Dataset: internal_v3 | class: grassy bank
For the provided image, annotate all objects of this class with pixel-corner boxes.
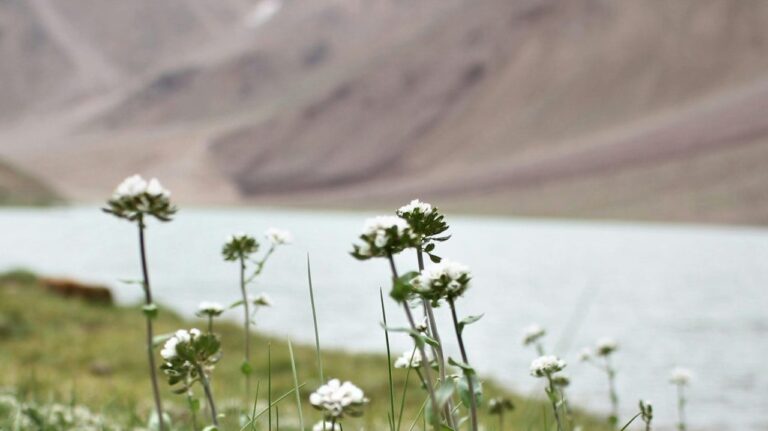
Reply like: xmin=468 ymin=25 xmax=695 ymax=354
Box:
xmin=0 ymin=271 xmax=613 ymax=430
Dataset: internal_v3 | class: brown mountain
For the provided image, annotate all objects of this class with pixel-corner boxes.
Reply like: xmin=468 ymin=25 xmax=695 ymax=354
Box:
xmin=1 ymin=0 xmax=768 ymax=223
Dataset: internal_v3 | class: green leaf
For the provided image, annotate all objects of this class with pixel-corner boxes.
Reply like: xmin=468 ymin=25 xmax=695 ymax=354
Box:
xmin=390 ymin=271 xmax=418 ymax=303
xmin=228 ymin=299 xmax=245 ymax=309
xmin=457 ymin=314 xmax=484 ymax=334
xmin=448 ymin=357 xmax=475 ymax=375
xmin=142 ymin=304 xmax=159 ymax=319
xmin=428 ymin=253 xmax=442 ymax=263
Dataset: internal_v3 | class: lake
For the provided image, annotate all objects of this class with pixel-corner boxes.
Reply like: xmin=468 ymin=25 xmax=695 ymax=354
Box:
xmin=1 ymin=206 xmax=765 ymax=430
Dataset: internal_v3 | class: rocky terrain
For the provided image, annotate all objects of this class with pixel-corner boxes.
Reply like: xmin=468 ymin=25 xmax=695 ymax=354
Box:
xmin=2 ymin=0 xmax=768 ymax=223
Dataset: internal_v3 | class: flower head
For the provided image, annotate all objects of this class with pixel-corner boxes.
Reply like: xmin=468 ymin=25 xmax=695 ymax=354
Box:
xmin=196 ymin=301 xmax=224 ymax=318
xmin=396 ymin=199 xmax=449 ymax=239
xmin=595 ymin=337 xmax=619 ymax=356
xmin=488 ymin=397 xmax=515 ymax=415
xmin=104 ymin=174 xmax=176 ymax=222
xmin=669 ymin=367 xmax=693 ymax=386
xmin=413 ymin=260 xmax=471 ymax=301
xmin=639 ymin=399 xmax=653 ymax=423
xmin=351 ymin=216 xmax=419 ymax=260
xmin=160 ymin=328 xmax=221 ymax=389
xmin=394 ymin=349 xmax=429 ymax=369
xmin=530 ymin=355 xmax=567 ymax=378
xmin=265 ymin=227 xmax=293 ymax=246
xmin=522 ymin=324 xmax=546 ymax=346
xmin=309 ymin=379 xmax=368 ymax=419
xmin=578 ymin=347 xmax=593 ymax=362
xmin=222 ymin=232 xmax=259 ymax=261
xmin=251 ymin=293 xmax=272 ymax=307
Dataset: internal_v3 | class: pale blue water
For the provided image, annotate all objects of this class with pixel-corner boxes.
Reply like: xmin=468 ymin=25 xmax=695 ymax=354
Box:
xmin=1 ymin=206 xmax=766 ymax=430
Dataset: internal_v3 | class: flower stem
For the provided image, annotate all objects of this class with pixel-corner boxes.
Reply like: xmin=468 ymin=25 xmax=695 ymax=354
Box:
xmin=546 ymin=374 xmax=564 ymax=431
xmin=416 ymin=247 xmax=456 ymax=429
xmin=196 ymin=364 xmax=219 ymax=426
xmin=137 ymin=219 xmax=165 ymax=431
xmin=448 ymin=297 xmax=479 ymax=431
xmin=605 ymin=356 xmax=620 ymax=427
xmin=386 ymin=253 xmax=441 ymax=430
xmin=676 ymin=384 xmax=686 ymax=431
xmin=239 ymin=256 xmax=252 ymax=401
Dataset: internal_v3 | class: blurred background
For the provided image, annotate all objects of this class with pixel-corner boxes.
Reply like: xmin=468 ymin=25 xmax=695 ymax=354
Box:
xmin=1 ymin=0 xmax=767 ymax=429
xmin=2 ymin=0 xmax=768 ymax=222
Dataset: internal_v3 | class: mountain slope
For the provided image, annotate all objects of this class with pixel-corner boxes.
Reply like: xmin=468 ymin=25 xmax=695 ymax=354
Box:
xmin=1 ymin=0 xmax=768 ymax=223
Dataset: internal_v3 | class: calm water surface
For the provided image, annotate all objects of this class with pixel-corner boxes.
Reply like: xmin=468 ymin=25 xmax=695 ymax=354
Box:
xmin=1 ymin=207 xmax=766 ymax=430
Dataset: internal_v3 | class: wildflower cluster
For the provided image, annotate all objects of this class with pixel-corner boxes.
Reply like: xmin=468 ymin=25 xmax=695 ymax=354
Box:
xmin=197 ymin=301 xmax=224 ymax=318
xmin=397 ymin=199 xmax=449 ymax=242
xmin=522 ymin=323 xmax=546 ymax=347
xmin=309 ymin=379 xmax=368 ymax=419
xmin=222 ymin=232 xmax=259 ymax=261
xmin=413 ymin=259 xmax=472 ymax=302
xmin=394 ymin=348 xmax=431 ymax=369
xmin=351 ymin=216 xmax=420 ymax=259
xmin=103 ymin=174 xmax=176 ymax=222
xmin=160 ymin=329 xmax=221 ymax=391
xmin=639 ymin=399 xmax=653 ymax=429
xmin=0 ymin=393 xmax=115 ymax=431
xmin=530 ymin=355 xmax=567 ymax=378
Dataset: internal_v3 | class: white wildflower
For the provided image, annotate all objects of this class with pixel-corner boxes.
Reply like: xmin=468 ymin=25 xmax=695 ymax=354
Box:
xmin=413 ymin=260 xmax=471 ymax=300
xmin=198 ymin=301 xmax=224 ymax=316
xmin=522 ymin=324 xmax=546 ymax=346
xmin=252 ymin=293 xmax=272 ymax=307
xmin=530 ymin=355 xmax=567 ymax=377
xmin=397 ymin=199 xmax=433 ymax=216
xmin=113 ymin=174 xmax=148 ymax=198
xmin=595 ymin=337 xmax=618 ymax=356
xmin=362 ymin=216 xmax=410 ymax=237
xmin=309 ymin=379 xmax=368 ymax=418
xmin=265 ymin=227 xmax=293 ymax=245
xmin=578 ymin=347 xmax=593 ymax=362
xmin=161 ymin=329 xmax=201 ymax=360
xmin=146 ymin=178 xmax=170 ymax=197
xmin=394 ymin=349 xmax=428 ymax=369
xmin=669 ymin=367 xmax=693 ymax=386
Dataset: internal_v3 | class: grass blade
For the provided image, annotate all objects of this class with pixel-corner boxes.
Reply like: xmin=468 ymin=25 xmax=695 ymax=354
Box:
xmin=288 ymin=341 xmax=305 ymax=430
xmin=307 ymin=254 xmax=324 ymax=383
xmin=380 ymin=288 xmax=396 ymax=431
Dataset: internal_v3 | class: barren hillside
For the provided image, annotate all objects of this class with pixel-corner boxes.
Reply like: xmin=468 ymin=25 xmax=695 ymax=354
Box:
xmin=1 ymin=0 xmax=768 ymax=223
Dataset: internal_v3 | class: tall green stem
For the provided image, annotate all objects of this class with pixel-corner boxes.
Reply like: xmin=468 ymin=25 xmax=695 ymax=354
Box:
xmin=137 ymin=219 xmax=165 ymax=431
xmin=448 ymin=298 xmax=479 ymax=431
xmin=545 ymin=375 xmax=564 ymax=431
xmin=386 ymin=254 xmax=440 ymax=430
xmin=416 ymin=248 xmax=455 ymax=429
xmin=196 ymin=364 xmax=219 ymax=426
xmin=605 ymin=356 xmax=619 ymax=427
xmin=676 ymin=384 xmax=686 ymax=431
xmin=239 ymin=256 xmax=252 ymax=401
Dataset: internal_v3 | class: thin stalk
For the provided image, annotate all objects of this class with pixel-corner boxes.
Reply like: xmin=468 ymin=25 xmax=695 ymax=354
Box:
xmin=268 ymin=342 xmax=272 ymax=431
xmin=545 ymin=375 xmax=564 ymax=431
xmin=196 ymin=364 xmax=219 ymax=426
xmin=307 ymin=255 xmax=325 ymax=383
xmin=137 ymin=220 xmax=165 ymax=431
xmin=619 ymin=412 xmax=642 ymax=431
xmin=448 ymin=298 xmax=479 ymax=431
xmin=416 ymin=247 xmax=455 ymax=429
xmin=186 ymin=386 xmax=199 ymax=431
xmin=498 ymin=411 xmax=503 ymax=431
xmin=380 ymin=289 xmax=396 ymax=431
xmin=239 ymin=256 xmax=252 ymax=401
xmin=605 ymin=356 xmax=619 ymax=427
xmin=287 ymin=341 xmax=304 ymax=431
xmin=396 ymin=356 xmax=416 ymax=431
xmin=386 ymin=254 xmax=440 ymax=430
xmin=207 ymin=316 xmax=214 ymax=334
xmin=676 ymin=385 xmax=686 ymax=431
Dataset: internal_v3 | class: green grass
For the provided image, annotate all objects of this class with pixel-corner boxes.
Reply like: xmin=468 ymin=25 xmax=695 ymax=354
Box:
xmin=0 ymin=271 xmax=613 ymax=430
